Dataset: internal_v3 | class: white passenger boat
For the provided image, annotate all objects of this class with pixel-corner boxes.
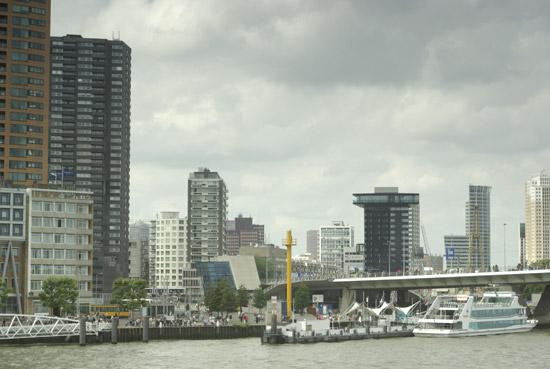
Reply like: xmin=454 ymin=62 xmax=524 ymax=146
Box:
xmin=413 ymin=292 xmax=537 ymax=337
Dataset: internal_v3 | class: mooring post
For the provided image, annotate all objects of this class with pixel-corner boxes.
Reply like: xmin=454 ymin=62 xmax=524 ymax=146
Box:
xmin=143 ymin=315 xmax=149 ymax=343
xmin=79 ymin=317 xmax=86 ymax=346
xmin=111 ymin=317 xmax=119 ymax=344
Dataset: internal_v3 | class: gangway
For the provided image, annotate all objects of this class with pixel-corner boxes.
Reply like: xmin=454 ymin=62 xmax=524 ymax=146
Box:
xmin=0 ymin=314 xmax=110 ymax=340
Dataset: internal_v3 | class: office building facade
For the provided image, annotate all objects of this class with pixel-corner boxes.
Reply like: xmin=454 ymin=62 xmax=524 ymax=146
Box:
xmin=353 ymin=187 xmax=420 ymax=274
xmin=0 ymin=0 xmax=51 ymax=185
xmin=318 ymin=221 xmax=354 ymax=272
xmin=129 ymin=220 xmax=149 ymax=281
xmin=0 ymin=187 xmax=25 ymax=313
xmin=48 ymin=34 xmax=131 ymax=293
xmin=225 ymin=214 xmax=264 ymax=255
xmin=465 ymin=185 xmax=491 ymax=271
xmin=444 ymin=235 xmax=469 ymax=271
xmin=525 ymin=174 xmax=550 ymax=264
xmin=306 ymin=229 xmax=319 ymax=261
xmin=519 ymin=222 xmax=526 ymax=269
xmin=187 ymin=168 xmax=227 ymax=262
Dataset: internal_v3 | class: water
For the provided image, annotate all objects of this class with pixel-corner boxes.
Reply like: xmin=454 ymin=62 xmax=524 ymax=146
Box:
xmin=1 ymin=330 xmax=549 ymax=369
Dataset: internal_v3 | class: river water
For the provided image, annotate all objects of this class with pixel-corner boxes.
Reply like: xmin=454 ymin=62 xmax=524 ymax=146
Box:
xmin=1 ymin=330 xmax=549 ymax=369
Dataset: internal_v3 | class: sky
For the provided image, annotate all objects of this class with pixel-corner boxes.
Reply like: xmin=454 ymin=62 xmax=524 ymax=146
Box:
xmin=53 ymin=0 xmax=550 ymax=266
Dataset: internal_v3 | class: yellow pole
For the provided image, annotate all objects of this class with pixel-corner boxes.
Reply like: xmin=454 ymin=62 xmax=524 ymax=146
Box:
xmin=285 ymin=230 xmax=293 ymax=320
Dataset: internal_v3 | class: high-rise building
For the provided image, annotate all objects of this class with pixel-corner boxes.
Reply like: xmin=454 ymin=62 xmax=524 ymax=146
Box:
xmin=353 ymin=187 xmax=420 ymax=274
xmin=48 ymin=35 xmax=131 ymax=294
xmin=187 ymin=168 xmax=227 ymax=262
xmin=149 ymin=212 xmax=187 ymax=291
xmin=26 ymin=188 xmax=93 ymax=314
xmin=519 ymin=223 xmax=526 ymax=269
xmin=225 ymin=214 xmax=264 ymax=255
xmin=318 ymin=221 xmax=354 ymax=272
xmin=465 ymin=185 xmax=491 ymax=271
xmin=129 ymin=220 xmax=149 ymax=281
xmin=306 ymin=230 xmax=319 ymax=261
xmin=525 ymin=174 xmax=550 ymax=264
xmin=0 ymin=1 xmax=51 ymax=185
xmin=444 ymin=235 xmax=469 ymax=271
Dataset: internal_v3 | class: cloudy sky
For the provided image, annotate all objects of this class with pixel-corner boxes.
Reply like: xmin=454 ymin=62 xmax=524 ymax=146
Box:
xmin=53 ymin=0 xmax=550 ymax=265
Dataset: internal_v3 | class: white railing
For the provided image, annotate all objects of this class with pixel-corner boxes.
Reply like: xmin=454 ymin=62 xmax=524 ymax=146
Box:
xmin=0 ymin=314 xmax=101 ymax=339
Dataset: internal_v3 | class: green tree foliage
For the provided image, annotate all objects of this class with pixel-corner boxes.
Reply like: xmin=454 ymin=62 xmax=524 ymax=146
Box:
xmin=294 ymin=284 xmax=311 ymax=312
xmin=110 ymin=278 xmax=148 ymax=311
xmin=39 ymin=277 xmax=78 ymax=316
xmin=530 ymin=259 xmax=550 ymax=269
xmin=523 ymin=284 xmax=545 ymax=300
xmin=204 ymin=284 xmax=223 ymax=313
xmin=236 ymin=285 xmax=249 ymax=311
xmin=203 ymin=279 xmax=238 ymax=315
xmin=252 ymin=288 xmax=267 ymax=309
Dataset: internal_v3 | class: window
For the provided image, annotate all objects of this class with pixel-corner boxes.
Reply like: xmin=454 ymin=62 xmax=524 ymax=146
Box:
xmin=54 ymin=234 xmax=63 ymax=244
xmin=0 ymin=223 xmax=8 ymax=235
xmin=43 ymin=202 xmax=53 ymax=211
xmin=0 ymin=208 xmax=9 ymax=220
xmin=13 ymin=209 xmax=23 ymax=221
xmin=12 ymin=224 xmax=22 ymax=236
xmin=0 ymin=193 xmax=9 ymax=205
xmin=13 ymin=193 xmax=23 ymax=206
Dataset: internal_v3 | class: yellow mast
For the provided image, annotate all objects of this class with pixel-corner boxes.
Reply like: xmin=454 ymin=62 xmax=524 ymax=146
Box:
xmin=285 ymin=230 xmax=293 ymax=320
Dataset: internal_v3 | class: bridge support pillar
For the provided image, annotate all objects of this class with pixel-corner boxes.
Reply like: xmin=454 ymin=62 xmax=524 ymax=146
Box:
xmin=533 ymin=285 xmax=550 ymax=326
xmin=79 ymin=317 xmax=86 ymax=346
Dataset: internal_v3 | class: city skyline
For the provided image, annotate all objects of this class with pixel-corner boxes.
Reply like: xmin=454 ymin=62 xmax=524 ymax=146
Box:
xmin=52 ymin=1 xmax=550 ymax=265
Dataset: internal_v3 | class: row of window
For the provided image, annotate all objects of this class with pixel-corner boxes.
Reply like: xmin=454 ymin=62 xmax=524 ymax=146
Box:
xmin=30 ymin=232 xmax=89 ymax=245
xmin=0 ymin=222 xmax=23 ymax=236
xmin=0 ymin=192 xmax=23 ymax=205
xmin=31 ymin=216 xmax=89 ymax=229
xmin=31 ymin=264 xmax=89 ymax=276
xmin=31 ymin=201 xmax=89 ymax=214
xmin=31 ymin=248 xmax=88 ymax=260
xmin=30 ymin=280 xmax=88 ymax=292
xmin=0 ymin=207 xmax=23 ymax=221
xmin=469 ymin=319 xmax=525 ymax=330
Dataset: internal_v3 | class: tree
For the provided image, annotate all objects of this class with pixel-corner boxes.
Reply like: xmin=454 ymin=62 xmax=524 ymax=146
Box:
xmin=236 ymin=285 xmax=249 ymax=312
xmin=39 ymin=277 xmax=78 ymax=316
xmin=203 ymin=279 xmax=239 ymax=316
xmin=294 ymin=284 xmax=311 ymax=312
xmin=110 ymin=278 xmax=148 ymax=311
xmin=252 ymin=288 xmax=267 ymax=310
xmin=220 ymin=286 xmax=237 ymax=315
xmin=530 ymin=259 xmax=550 ymax=270
xmin=204 ymin=284 xmax=222 ymax=313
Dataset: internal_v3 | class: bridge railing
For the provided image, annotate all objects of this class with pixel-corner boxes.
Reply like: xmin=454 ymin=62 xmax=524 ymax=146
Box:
xmin=0 ymin=314 xmax=102 ymax=339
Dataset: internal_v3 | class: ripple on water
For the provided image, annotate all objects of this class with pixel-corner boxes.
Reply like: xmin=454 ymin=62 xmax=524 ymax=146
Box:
xmin=0 ymin=331 xmax=549 ymax=369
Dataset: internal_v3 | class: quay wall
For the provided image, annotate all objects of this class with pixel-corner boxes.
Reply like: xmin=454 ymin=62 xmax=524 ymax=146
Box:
xmin=0 ymin=325 xmax=265 ymax=345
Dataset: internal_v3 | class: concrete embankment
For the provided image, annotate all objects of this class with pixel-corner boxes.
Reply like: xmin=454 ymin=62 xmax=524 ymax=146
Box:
xmin=0 ymin=325 xmax=265 ymax=345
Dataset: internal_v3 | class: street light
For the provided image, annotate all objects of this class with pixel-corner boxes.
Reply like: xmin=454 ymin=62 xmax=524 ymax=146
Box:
xmin=503 ymin=223 xmax=507 ymax=272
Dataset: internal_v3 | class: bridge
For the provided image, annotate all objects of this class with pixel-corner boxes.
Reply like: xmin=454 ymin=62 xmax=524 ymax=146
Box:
xmin=268 ymin=269 xmax=550 ymax=294
xmin=267 ymin=269 xmax=550 ymax=324
xmin=0 ymin=314 xmax=109 ymax=340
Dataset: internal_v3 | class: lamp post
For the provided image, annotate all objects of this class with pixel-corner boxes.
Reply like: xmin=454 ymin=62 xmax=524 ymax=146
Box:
xmin=503 ymin=223 xmax=507 ymax=272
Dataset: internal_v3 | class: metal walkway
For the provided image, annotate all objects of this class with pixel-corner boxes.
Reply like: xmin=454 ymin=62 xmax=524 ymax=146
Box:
xmin=0 ymin=314 xmax=110 ymax=340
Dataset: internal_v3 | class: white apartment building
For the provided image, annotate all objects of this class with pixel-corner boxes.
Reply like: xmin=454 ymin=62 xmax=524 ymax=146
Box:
xmin=149 ymin=212 xmax=187 ymax=291
xmin=319 ymin=221 xmax=354 ymax=272
xmin=27 ymin=188 xmax=94 ymax=314
xmin=525 ymin=174 xmax=550 ymax=264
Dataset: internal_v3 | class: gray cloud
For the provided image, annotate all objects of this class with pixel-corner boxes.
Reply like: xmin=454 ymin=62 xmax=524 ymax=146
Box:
xmin=52 ymin=0 xmax=550 ymax=266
